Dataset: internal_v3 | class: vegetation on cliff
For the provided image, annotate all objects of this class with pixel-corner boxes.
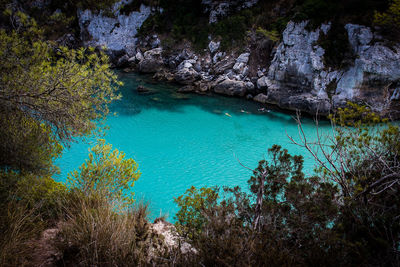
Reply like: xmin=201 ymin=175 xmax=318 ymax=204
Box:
xmin=1 ymin=2 xmax=400 ymax=266
xmin=136 ymin=0 xmax=392 ymax=52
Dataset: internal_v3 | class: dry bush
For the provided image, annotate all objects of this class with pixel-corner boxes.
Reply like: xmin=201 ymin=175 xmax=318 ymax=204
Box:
xmin=55 ymin=194 xmax=165 ymax=266
xmin=0 ymin=202 xmax=45 ymax=267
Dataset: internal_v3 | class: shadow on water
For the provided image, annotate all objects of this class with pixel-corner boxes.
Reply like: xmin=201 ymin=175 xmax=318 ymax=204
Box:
xmin=113 ymin=72 xmax=323 ymax=127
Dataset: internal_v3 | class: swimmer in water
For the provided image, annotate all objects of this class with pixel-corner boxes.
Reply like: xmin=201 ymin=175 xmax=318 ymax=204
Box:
xmin=258 ymin=108 xmax=271 ymax=113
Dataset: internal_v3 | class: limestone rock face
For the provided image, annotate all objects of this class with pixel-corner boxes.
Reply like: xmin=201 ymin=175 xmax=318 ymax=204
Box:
xmin=264 ymin=21 xmax=332 ymax=114
xmin=333 ymin=24 xmax=400 ymax=113
xmin=264 ymin=21 xmax=400 ymax=116
xmin=78 ymin=0 xmax=151 ymax=57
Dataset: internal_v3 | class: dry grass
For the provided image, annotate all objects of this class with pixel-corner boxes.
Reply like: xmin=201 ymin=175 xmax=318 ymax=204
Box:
xmin=0 ymin=202 xmax=45 ymax=267
xmin=55 ymin=194 xmax=165 ymax=266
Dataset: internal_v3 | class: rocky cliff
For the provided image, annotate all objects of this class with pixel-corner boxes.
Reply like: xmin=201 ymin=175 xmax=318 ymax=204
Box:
xmin=261 ymin=21 xmax=400 ymax=116
xmin=78 ymin=0 xmax=400 ymax=118
xmin=78 ymin=0 xmax=151 ymax=58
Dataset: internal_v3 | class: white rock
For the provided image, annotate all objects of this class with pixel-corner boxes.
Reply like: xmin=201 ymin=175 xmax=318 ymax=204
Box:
xmin=177 ymin=60 xmax=195 ymax=71
xmin=236 ymin=52 xmax=250 ymax=64
xmin=257 ymin=76 xmax=268 ymax=89
xmin=213 ymin=77 xmax=248 ymax=96
xmin=208 ymin=2 xmax=230 ymax=24
xmin=265 ymin=20 xmax=400 ymax=115
xmin=242 ymin=66 xmax=249 ymax=77
xmin=233 ymin=62 xmax=244 ymax=72
xmin=151 ymin=37 xmax=161 ymax=48
xmin=208 ymin=41 xmax=220 ymax=54
xmin=213 ymin=52 xmax=225 ymax=64
xmin=135 ymin=51 xmax=144 ymax=61
xmin=78 ymin=0 xmax=151 ymax=55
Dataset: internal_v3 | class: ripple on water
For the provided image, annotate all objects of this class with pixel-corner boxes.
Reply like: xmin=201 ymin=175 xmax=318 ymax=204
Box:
xmin=56 ymin=72 xmax=330 ymax=220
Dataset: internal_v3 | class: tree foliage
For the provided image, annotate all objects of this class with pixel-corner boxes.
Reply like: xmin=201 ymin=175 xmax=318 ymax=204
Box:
xmin=174 ymin=186 xmax=219 ymax=239
xmin=0 ymin=11 xmax=149 ymax=266
xmin=174 ymin=146 xmax=341 ymax=266
xmin=68 ymin=139 xmax=140 ymax=207
xmin=375 ymin=0 xmax=400 ymax=30
xmin=0 ymin=13 xmax=121 ymax=175
xmin=173 ymin=105 xmax=400 ymax=266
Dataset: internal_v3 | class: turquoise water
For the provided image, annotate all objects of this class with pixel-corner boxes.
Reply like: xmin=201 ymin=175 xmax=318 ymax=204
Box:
xmin=56 ymin=72 xmax=330 ymax=220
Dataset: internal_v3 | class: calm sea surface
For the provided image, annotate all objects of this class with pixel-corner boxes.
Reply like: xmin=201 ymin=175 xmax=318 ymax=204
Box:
xmin=56 ymin=72 xmax=331 ymax=220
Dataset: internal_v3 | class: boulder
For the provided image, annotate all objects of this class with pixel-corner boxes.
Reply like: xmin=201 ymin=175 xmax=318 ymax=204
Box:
xmin=193 ymin=62 xmax=202 ymax=72
xmin=117 ymin=54 xmax=130 ymax=67
xmin=177 ymin=59 xmax=197 ymax=71
xmin=213 ymin=77 xmax=248 ymax=97
xmin=245 ymin=81 xmax=256 ymax=94
xmin=150 ymin=36 xmax=161 ymax=48
xmin=208 ymin=2 xmax=230 ymax=24
xmin=253 ymin=93 xmax=269 ymax=104
xmin=257 ymin=76 xmax=269 ymax=90
xmin=174 ymin=68 xmax=200 ymax=85
xmin=233 ymin=62 xmax=245 ymax=73
xmin=279 ymin=94 xmax=332 ymax=116
xmin=127 ymin=56 xmax=137 ymax=65
xmin=236 ymin=52 xmax=250 ymax=64
xmin=213 ymin=51 xmax=225 ymax=63
xmin=195 ymin=81 xmax=211 ymax=92
xmin=138 ymin=48 xmax=164 ymax=73
xmin=246 ymin=94 xmax=254 ymax=100
xmin=213 ymin=57 xmax=235 ymax=74
xmin=208 ymin=41 xmax=220 ymax=54
xmin=135 ymin=50 xmax=144 ymax=62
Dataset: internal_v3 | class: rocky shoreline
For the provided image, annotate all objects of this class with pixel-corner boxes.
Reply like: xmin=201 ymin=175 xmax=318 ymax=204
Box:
xmin=78 ymin=0 xmax=400 ymax=118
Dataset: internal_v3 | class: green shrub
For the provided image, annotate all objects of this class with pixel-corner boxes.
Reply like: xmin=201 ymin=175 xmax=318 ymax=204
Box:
xmin=375 ymin=0 xmax=400 ymax=39
xmin=211 ymin=14 xmax=249 ymax=50
xmin=0 ymin=171 xmax=65 ymax=266
xmin=173 ymin=105 xmax=400 ymax=265
xmin=256 ymin=27 xmax=280 ymax=42
xmin=294 ymin=0 xmax=389 ymax=27
xmin=174 ymin=186 xmax=219 ymax=239
xmin=317 ymin=23 xmax=355 ymax=70
xmin=173 ymin=145 xmax=341 ymax=266
xmin=67 ymin=139 xmax=140 ymax=207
